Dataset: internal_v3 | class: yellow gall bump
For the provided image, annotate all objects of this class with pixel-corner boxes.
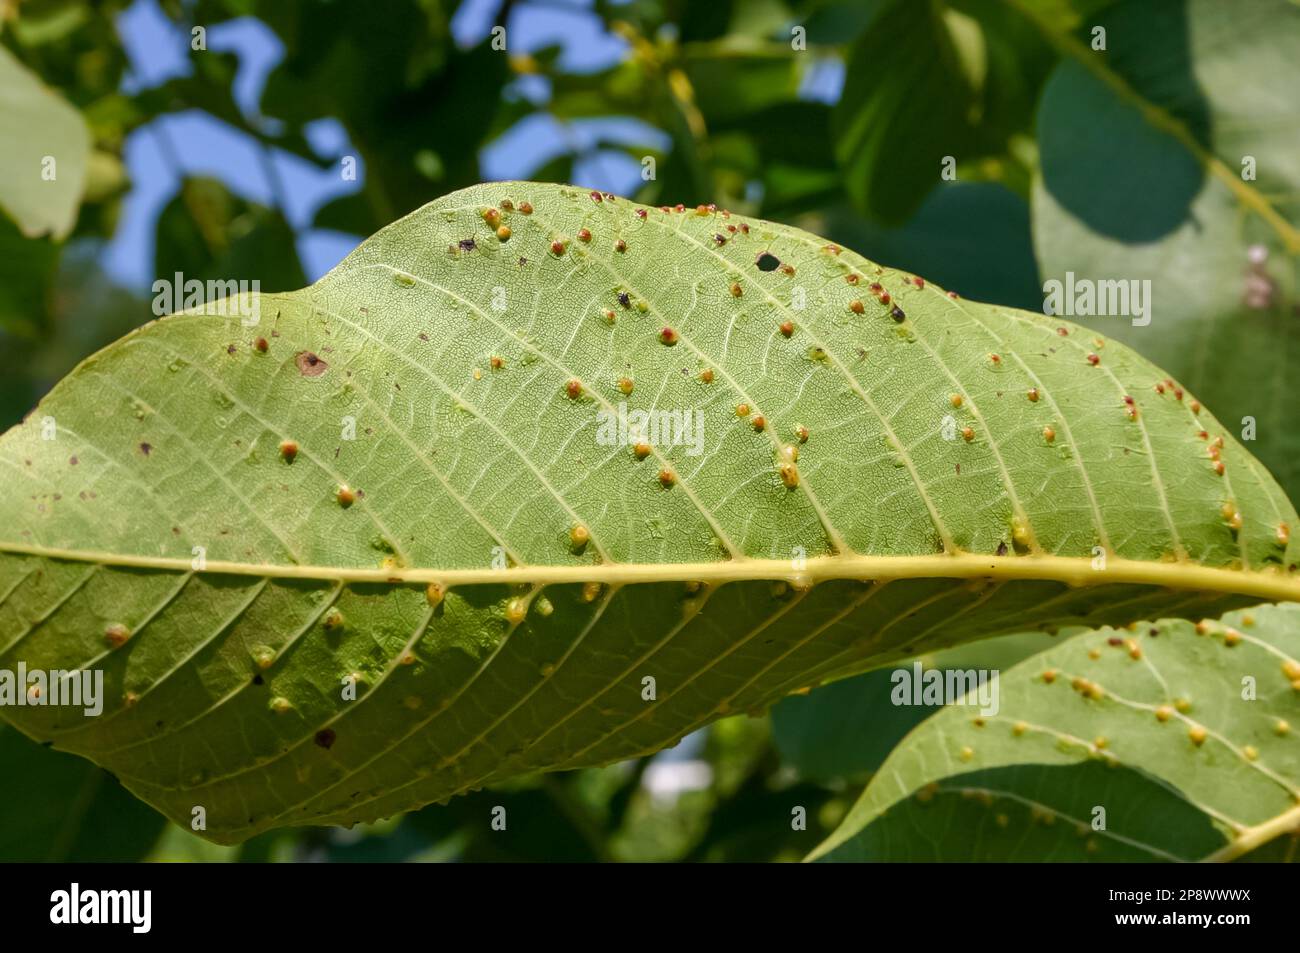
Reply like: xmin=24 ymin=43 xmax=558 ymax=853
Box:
xmin=269 ymin=697 xmax=293 ymax=714
xmin=1242 ymin=614 xmax=1255 ymax=627
xmin=1026 ymin=387 xmax=1039 ymax=402
xmin=426 ymin=582 xmax=445 ymax=607
xmin=1174 ymin=698 xmax=1192 ymax=713
xmin=949 ymin=393 xmax=963 ymax=408
xmin=735 ymin=403 xmax=750 ymax=418
xmin=1244 ymin=745 xmax=1259 ymax=761
xmin=779 ymin=444 xmax=799 ymax=465
xmin=1188 ymin=724 xmax=1208 ymax=746
xmin=399 ymin=651 xmax=416 ymax=666
xmin=252 ymin=647 xmax=276 ymax=670
xmin=505 ymin=598 xmax=528 ymax=624
xmin=617 ymin=377 xmax=634 ymax=395
xmin=1012 ymin=721 xmax=1027 ymax=736
xmin=779 ymin=462 xmax=799 ymax=489
xmin=1276 ymin=719 xmax=1291 ymax=736
xmin=534 ymin=596 xmax=554 ymax=617
xmin=1223 ymin=627 xmax=1242 ymax=646
xmin=916 ymin=783 xmax=938 ymax=804
xmin=633 ymin=441 xmax=652 ymax=460
xmin=1041 ymin=669 xmax=1057 ymax=684
xmin=481 ymin=207 xmax=500 ymax=226
xmin=103 ymin=623 xmax=131 ymax=649
xmin=1278 ymin=523 xmax=1291 ymax=546
xmin=699 ymin=368 xmax=715 ymax=383
xmin=1042 ymin=426 xmax=1056 ymax=443
xmin=1282 ymin=659 xmax=1300 ymax=681
xmin=1010 ymin=518 xmax=1032 ymax=550
xmin=730 ymin=282 xmax=743 ymax=298
xmin=1094 ymin=736 xmax=1108 ymax=750
xmin=995 ymin=814 xmax=1009 ymax=829
xmin=496 ymin=225 xmax=511 ymax=241
xmin=570 ymin=523 xmax=590 ymax=552
xmin=337 ymin=485 xmax=356 ymax=507
xmin=581 ymin=581 xmax=602 ymax=603
xmin=793 ymin=423 xmax=809 ymax=443
xmin=1195 ymin=621 xmax=1211 ymax=635
xmin=1155 ymin=705 xmax=1173 ymax=722
xmin=323 ymin=608 xmax=344 ymax=631
xmin=959 ymin=746 xmax=974 ymax=762
xmin=658 ymin=468 xmax=677 ymax=488
xmin=961 ymin=426 xmax=974 ymax=442
xmin=1088 ymin=648 xmax=1102 ymax=660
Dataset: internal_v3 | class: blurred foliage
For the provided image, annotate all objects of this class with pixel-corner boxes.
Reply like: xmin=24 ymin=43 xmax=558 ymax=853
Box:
xmin=0 ymin=0 xmax=1295 ymax=861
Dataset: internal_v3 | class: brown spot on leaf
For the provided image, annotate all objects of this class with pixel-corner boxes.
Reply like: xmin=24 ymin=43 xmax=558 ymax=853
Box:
xmin=296 ymin=352 xmax=329 ymax=377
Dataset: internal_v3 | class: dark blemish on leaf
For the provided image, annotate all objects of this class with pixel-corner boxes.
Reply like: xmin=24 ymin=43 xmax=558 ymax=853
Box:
xmin=714 ymin=234 xmax=727 ymax=246
xmin=69 ymin=456 xmax=78 ymax=466
xmin=139 ymin=442 xmax=152 ymax=456
xmin=518 ymin=257 xmax=529 ymax=266
xmin=756 ymin=252 xmax=780 ymax=272
xmin=614 ymin=238 xmax=627 ymax=253
xmin=890 ymin=306 xmax=905 ymax=321
xmin=227 ymin=344 xmax=237 ymax=355
xmin=618 ymin=292 xmax=631 ymax=308
xmin=315 ymin=729 xmax=337 ymax=750
xmin=418 ymin=332 xmax=429 ymax=341
xmin=730 ymin=282 xmax=743 ymax=298
xmin=459 ymin=238 xmax=476 ymax=252
xmin=296 ymin=351 xmax=328 ymax=377
xmin=252 ymin=673 xmax=264 ymax=686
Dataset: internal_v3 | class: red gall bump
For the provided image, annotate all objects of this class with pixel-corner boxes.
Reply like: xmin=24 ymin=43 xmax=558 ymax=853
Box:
xmin=577 ymin=228 xmax=592 ymax=243
xmin=780 ymin=263 xmax=796 ymax=276
xmin=659 ymin=469 xmax=676 ymax=488
xmin=989 ymin=353 xmax=1002 ymax=365
xmin=659 ymin=327 xmax=679 ymax=346
xmin=481 ymin=207 xmax=501 ymax=226
xmin=730 ymin=282 xmax=743 ymax=297
xmin=279 ymin=440 xmax=299 ymax=463
xmin=947 ymin=290 xmax=959 ymax=299
xmin=254 ymin=336 xmax=269 ymax=353
xmin=877 ymin=291 xmax=891 ymax=305
xmin=614 ymin=238 xmax=627 ymax=253
xmin=636 ymin=208 xmax=647 ymax=219
xmin=751 ymin=415 xmax=767 ymax=432
xmin=849 ymin=300 xmax=865 ymax=315
xmin=846 ymin=274 xmax=860 ymax=285
xmin=590 ymin=191 xmax=603 ymax=203
xmin=1086 ymin=353 xmax=1100 ymax=366
xmin=912 ymin=276 xmax=925 ymax=288
xmin=565 ymin=379 xmax=583 ymax=399
xmin=519 ymin=201 xmax=533 ymax=214
xmin=1155 ymin=382 xmax=1165 ymax=394
xmin=1190 ymin=400 xmax=1201 ymax=413
xmin=551 ymin=239 xmax=567 ymax=255
xmin=1026 ymin=388 xmax=1039 ymax=403
xmin=779 ymin=321 xmax=794 ymax=337
xmin=739 ymin=223 xmax=750 ymax=234
xmin=1056 ymin=327 xmax=1068 ymax=336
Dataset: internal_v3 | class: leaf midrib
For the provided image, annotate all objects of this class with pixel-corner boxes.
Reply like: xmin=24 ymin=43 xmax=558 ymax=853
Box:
xmin=2 ymin=541 xmax=1298 ymax=601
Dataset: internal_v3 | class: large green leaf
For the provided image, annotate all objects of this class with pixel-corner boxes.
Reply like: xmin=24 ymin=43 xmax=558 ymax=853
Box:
xmin=1029 ymin=0 xmax=1300 ymax=502
xmin=0 ymin=45 xmax=90 ymax=239
xmin=1 ymin=181 xmax=1297 ymax=844
xmin=812 ymin=602 xmax=1300 ymax=862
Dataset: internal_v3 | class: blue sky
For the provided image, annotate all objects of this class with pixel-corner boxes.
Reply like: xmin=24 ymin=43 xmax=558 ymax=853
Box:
xmin=102 ymin=0 xmax=844 ymax=289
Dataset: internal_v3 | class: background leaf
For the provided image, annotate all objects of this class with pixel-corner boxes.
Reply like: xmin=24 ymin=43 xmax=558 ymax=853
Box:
xmin=813 ymin=601 xmax=1300 ymax=862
